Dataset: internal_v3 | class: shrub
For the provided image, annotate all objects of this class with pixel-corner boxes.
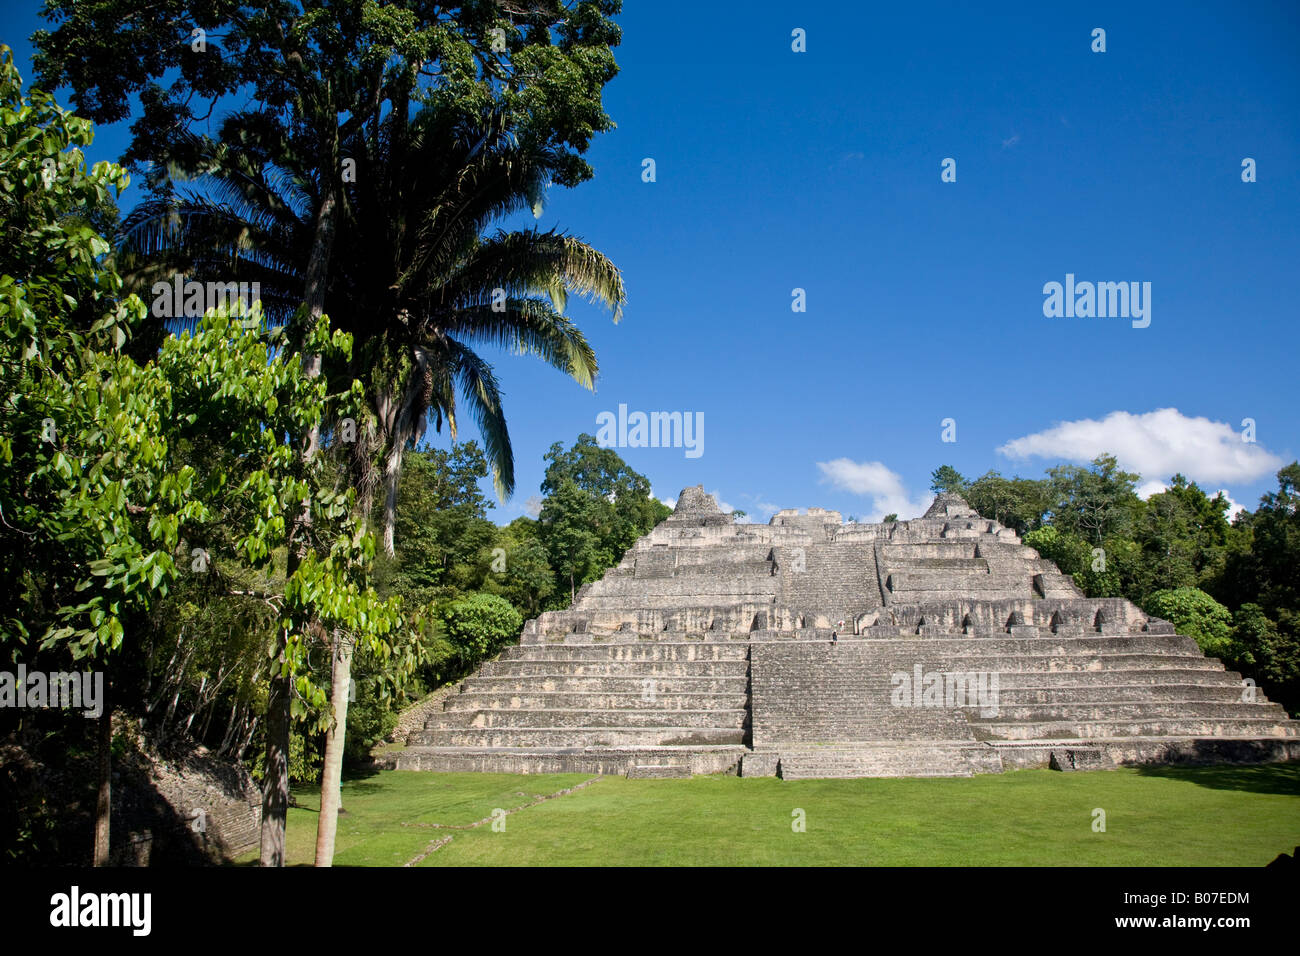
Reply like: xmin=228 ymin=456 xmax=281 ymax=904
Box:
xmin=1145 ymin=587 xmax=1233 ymax=657
xmin=442 ymin=593 xmax=523 ymax=666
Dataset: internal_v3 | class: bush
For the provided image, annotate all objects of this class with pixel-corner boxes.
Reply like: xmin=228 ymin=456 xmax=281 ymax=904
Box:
xmin=344 ymin=685 xmax=403 ymax=762
xmin=1145 ymin=587 xmax=1233 ymax=657
xmin=442 ymin=593 xmax=523 ymax=666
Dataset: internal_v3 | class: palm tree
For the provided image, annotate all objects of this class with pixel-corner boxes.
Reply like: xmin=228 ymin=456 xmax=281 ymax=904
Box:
xmin=119 ymin=102 xmax=623 ymax=544
xmin=116 ymin=99 xmax=625 ymax=865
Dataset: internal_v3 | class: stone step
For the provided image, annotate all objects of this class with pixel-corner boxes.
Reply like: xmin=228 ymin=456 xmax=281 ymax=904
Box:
xmin=443 ymin=691 xmax=750 ymax=712
xmin=990 ymin=669 xmax=1246 ymax=689
xmin=389 ymin=745 xmax=745 ymax=775
xmin=847 ymin=635 xmax=1200 ymax=655
xmin=882 ymin=558 xmax=989 ymax=572
xmin=626 ymin=765 xmax=693 ymax=779
xmin=988 ymin=737 xmax=1300 ymax=771
xmin=407 ymin=726 xmax=748 ymax=748
xmin=774 ymin=743 xmax=1003 ymax=779
xmin=879 ymin=543 xmax=981 ymax=562
xmin=481 ymin=659 xmax=749 ymax=677
xmin=505 ymin=642 xmax=750 ymax=660
xmin=825 ymin=653 xmax=1224 ymax=672
xmin=494 ymin=651 xmax=1219 ymax=677
xmin=688 ymin=633 xmax=1196 ymax=654
xmin=992 ymin=683 xmax=1269 ymax=704
xmin=540 ymin=632 xmax=757 ymax=644
xmin=972 ymin=717 xmax=1300 ymax=741
xmin=462 ymin=675 xmax=748 ymax=695
xmin=428 ymin=708 xmax=749 ymax=730
xmin=885 ymin=569 xmax=1017 ymax=589
xmin=960 ymin=700 xmax=1290 ymax=722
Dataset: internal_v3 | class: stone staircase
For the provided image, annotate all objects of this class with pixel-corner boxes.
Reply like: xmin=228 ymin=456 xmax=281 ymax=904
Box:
xmin=388 ymin=488 xmax=1300 ymax=778
xmin=391 ymin=641 xmax=751 ymax=775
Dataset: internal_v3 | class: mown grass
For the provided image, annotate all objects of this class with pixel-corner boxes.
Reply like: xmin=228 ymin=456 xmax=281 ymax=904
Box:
xmin=238 ymin=762 xmax=1300 ymax=866
xmin=235 ymin=771 xmax=593 ymax=867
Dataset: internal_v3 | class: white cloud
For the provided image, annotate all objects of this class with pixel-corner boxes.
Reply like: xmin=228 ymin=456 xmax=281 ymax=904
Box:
xmin=1136 ymin=480 xmax=1167 ymax=500
xmin=522 ymin=495 xmax=543 ymax=519
xmin=651 ymin=487 xmax=676 ymax=510
xmin=736 ymin=493 xmax=782 ymax=521
xmin=708 ymin=489 xmax=737 ymax=514
xmin=998 ymin=408 xmax=1283 ymax=486
xmin=815 ymin=459 xmax=931 ymax=522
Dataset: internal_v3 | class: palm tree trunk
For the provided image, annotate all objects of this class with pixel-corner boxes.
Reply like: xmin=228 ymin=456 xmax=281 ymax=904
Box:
xmin=314 ymin=628 xmax=353 ymax=866
xmin=381 ymin=349 xmax=430 ymax=557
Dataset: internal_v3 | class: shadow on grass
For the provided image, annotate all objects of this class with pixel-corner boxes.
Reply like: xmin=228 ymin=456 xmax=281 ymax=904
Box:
xmin=1131 ymin=760 xmax=1300 ymax=795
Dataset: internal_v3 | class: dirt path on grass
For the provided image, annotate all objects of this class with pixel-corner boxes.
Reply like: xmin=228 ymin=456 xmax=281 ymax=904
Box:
xmin=401 ymin=776 xmax=601 ymax=866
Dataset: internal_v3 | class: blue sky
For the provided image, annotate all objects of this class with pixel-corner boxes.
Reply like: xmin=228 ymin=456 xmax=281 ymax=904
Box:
xmin=3 ymin=2 xmax=1298 ymax=524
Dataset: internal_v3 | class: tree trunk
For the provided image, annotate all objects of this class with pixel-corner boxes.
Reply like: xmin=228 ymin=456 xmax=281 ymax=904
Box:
xmin=258 ymin=639 xmax=292 ymax=867
xmin=316 ymin=460 xmax=380 ymax=867
xmin=92 ymin=675 xmax=111 ymax=866
xmin=259 ymin=179 xmax=337 ymax=865
xmin=382 ymin=443 xmax=404 ymax=558
xmin=314 ymin=629 xmax=353 ymax=866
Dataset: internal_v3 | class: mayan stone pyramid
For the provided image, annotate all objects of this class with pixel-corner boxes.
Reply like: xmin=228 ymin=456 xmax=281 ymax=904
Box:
xmin=390 ymin=488 xmax=1299 ymax=778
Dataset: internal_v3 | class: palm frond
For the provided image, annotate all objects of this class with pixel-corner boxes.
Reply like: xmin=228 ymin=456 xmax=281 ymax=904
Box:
xmin=438 ymin=299 xmax=598 ymax=390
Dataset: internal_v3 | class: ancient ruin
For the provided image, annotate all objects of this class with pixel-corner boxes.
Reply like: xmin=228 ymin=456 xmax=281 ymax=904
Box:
xmin=390 ymin=488 xmax=1300 ymax=778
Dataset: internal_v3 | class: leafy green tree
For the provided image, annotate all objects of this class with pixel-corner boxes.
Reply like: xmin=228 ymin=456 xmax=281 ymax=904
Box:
xmin=542 ymin=434 xmax=671 ymax=560
xmin=965 ymin=471 xmax=1051 ymax=535
xmin=37 ymin=0 xmax=626 ymax=867
xmin=1248 ymin=463 xmax=1300 ymax=614
xmin=1023 ymin=527 xmax=1123 ymax=597
xmin=1230 ymin=604 xmax=1300 ymax=715
xmin=1046 ymin=454 xmax=1140 ymax=544
xmin=383 ymin=444 xmax=498 ymax=606
xmin=930 ymin=465 xmax=967 ymax=495
xmin=0 ymin=48 xmax=173 ymax=864
xmin=1131 ymin=476 xmax=1231 ymax=598
xmin=481 ymin=519 xmax=557 ymax=618
xmin=540 ymin=479 xmax=607 ymax=602
xmin=1214 ymin=463 xmax=1300 ymax=713
xmin=0 ymin=50 xmax=404 ymax=868
xmin=1024 ymin=525 xmax=1087 ymax=573
xmin=1215 ymin=510 xmax=1259 ymax=610
xmin=113 ymin=85 xmax=625 ymax=868
xmin=1145 ymin=588 xmax=1234 ymax=657
xmin=0 ymin=48 xmax=161 ymax=658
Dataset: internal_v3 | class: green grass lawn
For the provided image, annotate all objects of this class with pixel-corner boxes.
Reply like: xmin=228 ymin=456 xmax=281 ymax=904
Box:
xmin=238 ymin=762 xmax=1300 ymax=866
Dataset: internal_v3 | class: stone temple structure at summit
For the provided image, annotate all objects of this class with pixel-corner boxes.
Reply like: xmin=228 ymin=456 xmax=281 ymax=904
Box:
xmin=390 ymin=488 xmax=1299 ymax=778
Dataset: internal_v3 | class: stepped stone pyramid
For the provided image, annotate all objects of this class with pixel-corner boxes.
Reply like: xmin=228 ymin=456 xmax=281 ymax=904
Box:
xmin=390 ymin=488 xmax=1299 ymax=778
